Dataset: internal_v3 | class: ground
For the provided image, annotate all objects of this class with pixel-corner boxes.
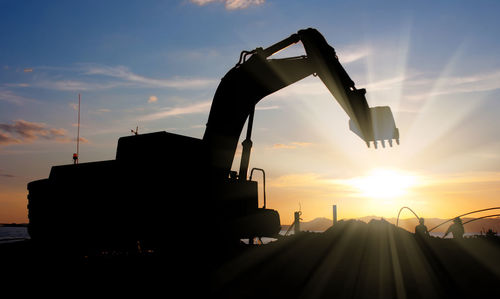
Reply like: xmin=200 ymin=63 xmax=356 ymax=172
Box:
xmin=1 ymin=219 xmax=500 ymax=298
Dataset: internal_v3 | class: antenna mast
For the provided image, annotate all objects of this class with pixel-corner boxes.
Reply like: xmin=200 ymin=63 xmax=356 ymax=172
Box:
xmin=73 ymin=93 xmax=81 ymax=164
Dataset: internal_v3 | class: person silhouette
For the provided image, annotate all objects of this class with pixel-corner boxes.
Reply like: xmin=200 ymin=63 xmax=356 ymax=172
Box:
xmin=443 ymin=217 xmax=464 ymax=239
xmin=415 ymin=217 xmax=429 ymax=238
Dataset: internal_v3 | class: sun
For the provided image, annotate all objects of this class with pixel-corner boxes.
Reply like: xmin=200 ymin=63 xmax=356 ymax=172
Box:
xmin=348 ymin=169 xmax=418 ymax=200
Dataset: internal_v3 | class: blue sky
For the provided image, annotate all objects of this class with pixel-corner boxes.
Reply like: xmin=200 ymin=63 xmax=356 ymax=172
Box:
xmin=1 ymin=0 xmax=500 ymax=223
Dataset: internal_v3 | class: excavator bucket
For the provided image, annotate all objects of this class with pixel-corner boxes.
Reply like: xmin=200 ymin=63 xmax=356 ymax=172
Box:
xmin=295 ymin=28 xmax=399 ymax=150
xmin=349 ymin=106 xmax=399 ymax=148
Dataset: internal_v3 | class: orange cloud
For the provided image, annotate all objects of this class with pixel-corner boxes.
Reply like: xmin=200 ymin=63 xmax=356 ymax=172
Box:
xmin=271 ymin=142 xmax=312 ymax=149
xmin=0 ymin=120 xmax=72 ymax=145
xmin=148 ymin=95 xmax=158 ymax=103
xmin=272 ymin=143 xmax=296 ymax=149
xmin=0 ymin=131 xmax=21 ymax=145
xmin=77 ymin=137 xmax=89 ymax=143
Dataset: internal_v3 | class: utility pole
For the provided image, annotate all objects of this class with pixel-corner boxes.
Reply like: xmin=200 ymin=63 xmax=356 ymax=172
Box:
xmin=73 ymin=93 xmax=81 ymax=164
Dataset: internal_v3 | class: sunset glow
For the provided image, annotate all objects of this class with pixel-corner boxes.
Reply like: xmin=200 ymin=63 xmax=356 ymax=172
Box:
xmin=347 ymin=169 xmax=418 ymax=200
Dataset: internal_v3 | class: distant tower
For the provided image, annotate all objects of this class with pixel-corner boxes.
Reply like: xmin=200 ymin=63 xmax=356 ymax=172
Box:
xmin=333 ymin=205 xmax=337 ymax=225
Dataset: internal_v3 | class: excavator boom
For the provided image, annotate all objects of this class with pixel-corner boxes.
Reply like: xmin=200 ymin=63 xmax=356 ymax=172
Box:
xmin=203 ymin=28 xmax=399 ymax=178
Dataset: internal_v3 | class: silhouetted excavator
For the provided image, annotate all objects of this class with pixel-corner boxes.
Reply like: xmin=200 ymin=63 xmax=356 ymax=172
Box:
xmin=27 ymin=28 xmax=398 ymax=254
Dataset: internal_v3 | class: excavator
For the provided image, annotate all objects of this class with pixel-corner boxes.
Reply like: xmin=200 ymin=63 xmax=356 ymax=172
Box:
xmin=26 ymin=28 xmax=399 ymax=254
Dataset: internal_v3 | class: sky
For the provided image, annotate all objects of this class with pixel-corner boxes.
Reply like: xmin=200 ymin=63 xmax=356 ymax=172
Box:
xmin=1 ymin=0 xmax=500 ymax=224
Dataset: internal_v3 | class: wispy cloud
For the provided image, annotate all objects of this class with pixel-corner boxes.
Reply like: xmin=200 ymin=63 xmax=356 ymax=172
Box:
xmin=0 ymin=119 xmax=75 ymax=146
xmin=76 ymin=137 xmax=89 ymax=144
xmin=0 ymin=88 xmax=36 ymax=105
xmin=82 ymin=64 xmax=217 ymax=89
xmin=337 ymin=46 xmax=371 ymax=64
xmin=394 ymin=70 xmax=500 ymax=101
xmin=357 ymin=68 xmax=500 ymax=102
xmin=35 ymin=79 xmax=122 ymax=91
xmin=267 ymin=173 xmax=350 ymax=193
xmin=255 ymin=105 xmax=279 ymax=110
xmin=190 ymin=0 xmax=265 ymax=10
xmin=271 ymin=142 xmax=312 ymax=149
xmin=428 ymin=70 xmax=500 ymax=96
xmin=362 ymin=75 xmax=407 ymax=92
xmin=4 ymin=83 xmax=30 ymax=87
xmin=0 ymin=169 xmax=15 ymax=178
xmin=419 ymin=171 xmax=500 ymax=186
xmin=140 ymin=101 xmax=211 ymax=121
xmin=6 ymin=64 xmax=217 ymax=92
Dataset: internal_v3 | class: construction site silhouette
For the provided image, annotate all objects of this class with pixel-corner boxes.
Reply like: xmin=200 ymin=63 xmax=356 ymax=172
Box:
xmin=3 ymin=28 xmax=499 ymax=297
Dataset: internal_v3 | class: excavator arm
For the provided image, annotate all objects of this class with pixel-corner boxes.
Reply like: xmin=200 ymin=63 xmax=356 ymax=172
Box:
xmin=203 ymin=28 xmax=399 ymax=179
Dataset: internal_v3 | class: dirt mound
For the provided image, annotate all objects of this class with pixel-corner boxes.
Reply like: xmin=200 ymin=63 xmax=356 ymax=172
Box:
xmin=212 ymin=219 xmax=500 ymax=298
